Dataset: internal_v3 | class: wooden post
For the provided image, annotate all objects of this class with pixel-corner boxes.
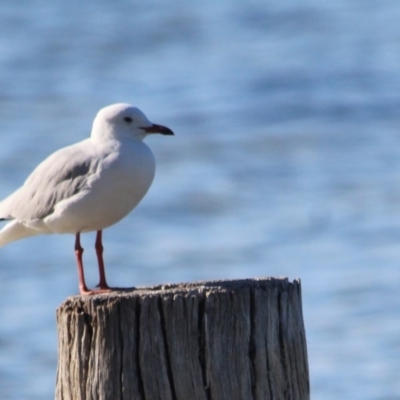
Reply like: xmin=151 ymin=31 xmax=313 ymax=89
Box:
xmin=55 ymin=278 xmax=309 ymax=400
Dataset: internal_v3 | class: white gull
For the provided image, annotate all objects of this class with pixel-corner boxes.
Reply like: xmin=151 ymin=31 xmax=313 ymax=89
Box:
xmin=0 ymin=103 xmax=174 ymax=294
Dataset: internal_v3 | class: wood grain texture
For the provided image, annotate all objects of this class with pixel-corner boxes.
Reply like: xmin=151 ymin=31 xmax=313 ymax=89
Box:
xmin=56 ymin=278 xmax=309 ymax=400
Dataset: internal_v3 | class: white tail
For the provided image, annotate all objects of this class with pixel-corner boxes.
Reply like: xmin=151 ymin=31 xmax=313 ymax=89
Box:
xmin=0 ymin=220 xmax=40 ymax=247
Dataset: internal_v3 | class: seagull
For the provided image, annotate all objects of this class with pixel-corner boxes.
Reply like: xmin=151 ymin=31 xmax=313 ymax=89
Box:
xmin=0 ymin=103 xmax=174 ymax=294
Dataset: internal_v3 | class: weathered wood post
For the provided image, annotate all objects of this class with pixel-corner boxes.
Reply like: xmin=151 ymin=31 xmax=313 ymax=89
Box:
xmin=56 ymin=278 xmax=309 ymax=400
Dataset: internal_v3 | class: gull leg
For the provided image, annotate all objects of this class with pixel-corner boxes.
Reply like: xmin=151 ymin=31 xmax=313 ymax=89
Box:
xmin=75 ymin=232 xmax=90 ymax=295
xmin=95 ymin=230 xmax=111 ymax=290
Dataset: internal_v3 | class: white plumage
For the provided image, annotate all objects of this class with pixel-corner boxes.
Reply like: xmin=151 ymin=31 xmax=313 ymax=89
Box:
xmin=0 ymin=103 xmax=174 ymax=294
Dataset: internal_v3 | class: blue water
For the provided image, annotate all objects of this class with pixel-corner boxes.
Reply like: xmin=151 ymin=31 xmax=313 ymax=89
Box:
xmin=0 ymin=1 xmax=400 ymax=399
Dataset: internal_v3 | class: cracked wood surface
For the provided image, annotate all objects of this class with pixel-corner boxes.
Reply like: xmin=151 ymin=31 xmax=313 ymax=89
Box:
xmin=56 ymin=278 xmax=309 ymax=400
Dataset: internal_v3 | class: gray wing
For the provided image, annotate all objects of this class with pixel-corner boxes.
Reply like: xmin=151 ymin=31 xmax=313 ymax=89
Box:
xmin=0 ymin=140 xmax=101 ymax=221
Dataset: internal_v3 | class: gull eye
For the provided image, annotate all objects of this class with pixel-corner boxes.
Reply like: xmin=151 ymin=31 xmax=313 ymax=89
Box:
xmin=124 ymin=117 xmax=133 ymax=123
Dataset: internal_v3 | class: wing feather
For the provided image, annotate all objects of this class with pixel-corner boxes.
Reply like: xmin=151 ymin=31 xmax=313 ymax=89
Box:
xmin=0 ymin=139 xmax=100 ymax=221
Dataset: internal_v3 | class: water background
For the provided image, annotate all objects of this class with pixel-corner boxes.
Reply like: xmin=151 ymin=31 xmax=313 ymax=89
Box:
xmin=0 ymin=1 xmax=400 ymax=399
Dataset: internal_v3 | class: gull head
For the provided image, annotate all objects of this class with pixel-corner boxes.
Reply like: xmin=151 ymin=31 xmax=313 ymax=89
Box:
xmin=91 ymin=103 xmax=174 ymax=142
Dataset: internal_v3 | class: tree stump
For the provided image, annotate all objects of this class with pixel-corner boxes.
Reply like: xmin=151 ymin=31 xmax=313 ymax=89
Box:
xmin=55 ymin=278 xmax=309 ymax=400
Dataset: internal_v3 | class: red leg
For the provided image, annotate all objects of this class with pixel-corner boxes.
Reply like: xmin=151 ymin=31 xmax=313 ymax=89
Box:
xmin=75 ymin=232 xmax=90 ymax=295
xmin=95 ymin=230 xmax=111 ymax=290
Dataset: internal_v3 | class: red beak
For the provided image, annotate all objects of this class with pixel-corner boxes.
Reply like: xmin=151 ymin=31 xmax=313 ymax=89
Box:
xmin=141 ymin=124 xmax=174 ymax=136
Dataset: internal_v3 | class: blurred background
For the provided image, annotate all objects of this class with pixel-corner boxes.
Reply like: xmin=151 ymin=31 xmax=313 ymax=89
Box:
xmin=0 ymin=1 xmax=399 ymax=399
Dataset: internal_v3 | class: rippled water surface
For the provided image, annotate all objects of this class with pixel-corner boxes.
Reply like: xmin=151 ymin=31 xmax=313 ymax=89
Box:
xmin=0 ymin=1 xmax=400 ymax=399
